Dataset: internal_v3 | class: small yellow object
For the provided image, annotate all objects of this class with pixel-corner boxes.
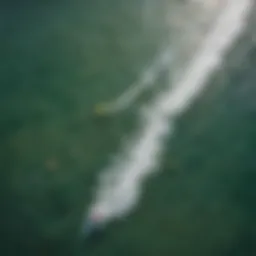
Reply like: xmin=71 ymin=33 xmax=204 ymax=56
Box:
xmin=94 ymin=103 xmax=109 ymax=116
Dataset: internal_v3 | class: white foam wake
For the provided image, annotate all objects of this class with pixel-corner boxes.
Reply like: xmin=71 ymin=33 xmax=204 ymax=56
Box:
xmin=87 ymin=0 xmax=252 ymax=224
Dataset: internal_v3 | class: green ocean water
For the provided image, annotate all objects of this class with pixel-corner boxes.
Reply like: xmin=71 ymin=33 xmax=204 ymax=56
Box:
xmin=1 ymin=1 xmax=256 ymax=256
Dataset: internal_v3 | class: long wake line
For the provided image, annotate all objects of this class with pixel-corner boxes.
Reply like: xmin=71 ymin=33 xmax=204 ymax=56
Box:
xmin=86 ymin=0 xmax=252 ymax=226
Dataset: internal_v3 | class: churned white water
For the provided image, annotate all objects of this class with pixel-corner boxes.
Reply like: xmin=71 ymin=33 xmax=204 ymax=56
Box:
xmin=87 ymin=0 xmax=252 ymax=225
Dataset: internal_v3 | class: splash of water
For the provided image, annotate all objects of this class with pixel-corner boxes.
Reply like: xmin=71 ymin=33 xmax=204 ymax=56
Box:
xmin=87 ymin=0 xmax=252 ymax=225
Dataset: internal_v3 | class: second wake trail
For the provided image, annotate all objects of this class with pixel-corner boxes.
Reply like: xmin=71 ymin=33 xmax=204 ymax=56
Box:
xmin=95 ymin=47 xmax=173 ymax=115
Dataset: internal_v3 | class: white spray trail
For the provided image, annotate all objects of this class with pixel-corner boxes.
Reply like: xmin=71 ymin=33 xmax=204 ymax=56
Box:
xmin=88 ymin=0 xmax=252 ymax=224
